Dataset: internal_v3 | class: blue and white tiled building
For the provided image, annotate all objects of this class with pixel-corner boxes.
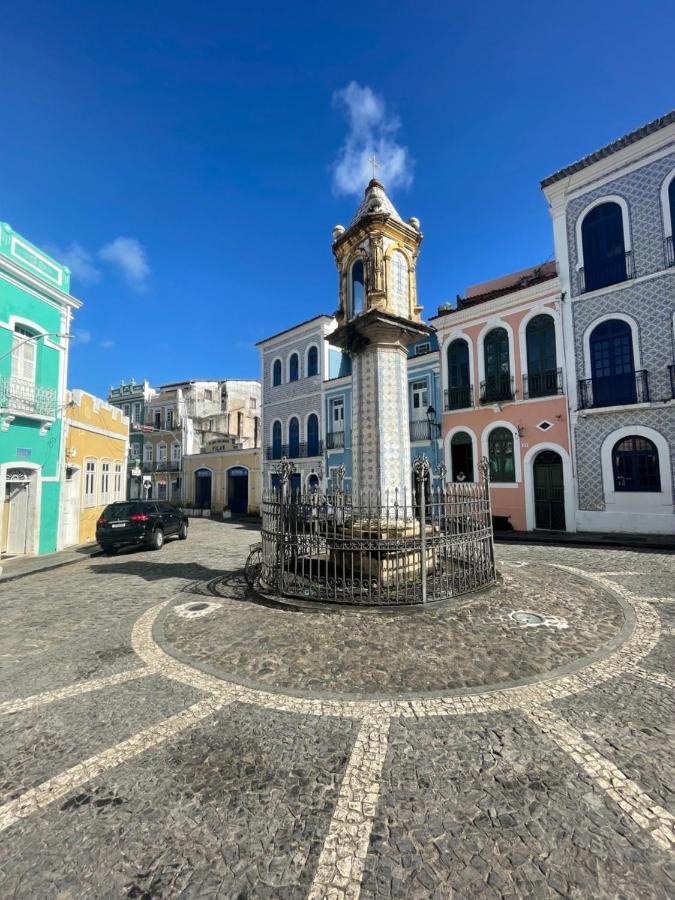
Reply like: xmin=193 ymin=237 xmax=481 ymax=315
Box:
xmin=542 ymin=111 xmax=675 ymax=534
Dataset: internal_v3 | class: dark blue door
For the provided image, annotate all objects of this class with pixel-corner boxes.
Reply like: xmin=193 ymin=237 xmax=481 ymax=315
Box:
xmin=590 ymin=320 xmax=635 ymax=407
xmin=227 ymin=467 xmax=248 ymax=514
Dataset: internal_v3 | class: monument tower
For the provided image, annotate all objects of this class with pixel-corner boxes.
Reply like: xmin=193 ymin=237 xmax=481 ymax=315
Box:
xmin=329 ymin=173 xmax=431 ymax=499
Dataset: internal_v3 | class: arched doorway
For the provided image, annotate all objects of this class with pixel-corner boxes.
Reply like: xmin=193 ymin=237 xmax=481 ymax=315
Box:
xmin=450 ymin=431 xmax=474 ymax=482
xmin=227 ymin=467 xmax=249 ymax=515
xmin=194 ymin=468 xmax=212 ymax=510
xmin=533 ymin=450 xmax=565 ymax=530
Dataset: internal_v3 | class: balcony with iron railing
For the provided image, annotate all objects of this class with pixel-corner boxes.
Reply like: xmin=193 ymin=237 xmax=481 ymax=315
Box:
xmin=522 ymin=368 xmax=563 ymax=399
xmin=668 ymin=364 xmax=675 ymax=399
xmin=409 ymin=420 xmax=441 ymax=442
xmin=666 ymin=236 xmax=674 ymax=268
xmin=578 ymin=250 xmax=635 ymax=294
xmin=326 ymin=430 xmax=348 ymax=450
xmin=0 ymin=376 xmax=57 ymax=419
xmin=142 ymin=460 xmax=181 ymax=473
xmin=444 ymin=385 xmax=473 ymax=411
xmin=480 ymin=375 xmax=515 ymax=405
xmin=266 ymin=440 xmax=324 ymax=460
xmin=578 ymin=370 xmax=649 ymax=410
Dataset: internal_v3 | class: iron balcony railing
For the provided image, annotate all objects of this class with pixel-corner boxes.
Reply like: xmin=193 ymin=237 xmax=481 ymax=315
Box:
xmin=326 ymin=430 xmax=347 ymax=450
xmin=578 ymin=250 xmax=635 ymax=294
xmin=578 ymin=370 xmax=649 ymax=409
xmin=142 ymin=460 xmax=180 ymax=472
xmin=409 ymin=420 xmax=441 ymax=442
xmin=666 ymin=236 xmax=675 ymax=268
xmin=0 ymin=376 xmax=57 ymax=418
xmin=669 ymin=365 xmax=675 ymax=399
xmin=522 ymin=368 xmax=563 ymax=399
xmin=444 ymin=385 xmax=473 ymax=411
xmin=266 ymin=440 xmax=324 ymax=460
xmin=480 ymin=375 xmax=515 ymax=404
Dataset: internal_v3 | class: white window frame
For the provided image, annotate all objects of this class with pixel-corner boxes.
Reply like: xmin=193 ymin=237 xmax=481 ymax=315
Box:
xmin=132 ymin=402 xmax=141 ymax=424
xmin=100 ymin=460 xmax=111 ymax=505
xmin=481 ymin=421 xmax=522 ymax=487
xmin=331 ymin=397 xmax=345 ymax=431
xmin=114 ymin=462 xmax=123 ymax=500
xmin=157 ymin=442 xmax=167 ymax=462
xmin=410 ymin=379 xmax=429 ymax=417
xmin=271 ymin=357 xmax=283 ymax=387
xmin=660 ymin=168 xmax=675 ymax=240
xmin=574 ymin=194 xmax=632 ymax=278
xmin=11 ymin=325 xmax=38 ymax=383
xmin=582 ymin=312 xmax=641 ymax=380
xmin=84 ymin=459 xmax=97 ymax=507
xmin=171 ymin=442 xmax=181 ymax=462
xmin=144 ymin=443 xmax=154 ymax=463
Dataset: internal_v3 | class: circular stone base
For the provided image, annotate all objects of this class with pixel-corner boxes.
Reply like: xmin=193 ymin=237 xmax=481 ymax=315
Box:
xmin=158 ymin=563 xmax=632 ymax=700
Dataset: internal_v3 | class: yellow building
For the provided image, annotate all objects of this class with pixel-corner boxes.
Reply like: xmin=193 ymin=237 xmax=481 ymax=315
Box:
xmin=183 ymin=447 xmax=261 ymax=516
xmin=60 ymin=390 xmax=129 ymax=546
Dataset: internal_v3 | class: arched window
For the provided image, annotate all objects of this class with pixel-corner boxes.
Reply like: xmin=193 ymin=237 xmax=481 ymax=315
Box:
xmin=288 ymin=417 xmax=300 ymax=458
xmin=488 ymin=427 xmax=515 ymax=483
xmin=350 ymin=259 xmax=365 ymax=317
xmin=450 ymin=431 xmax=474 ymax=482
xmin=272 ymin=421 xmax=282 ymax=459
xmin=307 ymin=346 xmax=318 ymax=377
xmin=272 ymin=359 xmax=282 ymax=386
xmin=589 ymin=319 xmax=636 ymax=407
xmin=668 ymin=179 xmax=675 ymax=266
xmin=612 ymin=436 xmax=660 ymax=492
xmin=483 ymin=328 xmax=512 ymax=402
xmin=581 ymin=202 xmax=627 ymax=292
xmin=307 ymin=413 xmax=320 ymax=456
xmin=289 ymin=353 xmax=299 ymax=382
xmin=447 ymin=339 xmax=471 ymax=409
xmin=390 ymin=251 xmax=409 ymax=317
xmin=525 ymin=315 xmax=557 ymax=397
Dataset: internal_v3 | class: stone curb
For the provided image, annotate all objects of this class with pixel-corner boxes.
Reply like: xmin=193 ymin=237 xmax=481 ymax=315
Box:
xmin=0 ymin=547 xmax=103 ymax=585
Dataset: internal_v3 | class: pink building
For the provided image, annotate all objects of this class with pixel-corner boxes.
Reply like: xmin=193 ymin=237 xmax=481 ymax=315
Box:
xmin=430 ymin=262 xmax=575 ymax=532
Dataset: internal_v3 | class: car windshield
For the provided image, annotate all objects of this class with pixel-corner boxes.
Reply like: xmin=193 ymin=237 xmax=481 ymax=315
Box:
xmin=102 ymin=502 xmax=143 ymax=521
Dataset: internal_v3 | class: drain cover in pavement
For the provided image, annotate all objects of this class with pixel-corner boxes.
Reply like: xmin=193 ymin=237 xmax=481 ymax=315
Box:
xmin=173 ymin=600 xmax=221 ymax=620
xmin=512 ymin=611 xmax=545 ymax=626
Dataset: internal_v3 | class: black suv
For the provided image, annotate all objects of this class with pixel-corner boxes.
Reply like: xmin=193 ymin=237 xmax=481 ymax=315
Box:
xmin=96 ymin=500 xmax=188 ymax=553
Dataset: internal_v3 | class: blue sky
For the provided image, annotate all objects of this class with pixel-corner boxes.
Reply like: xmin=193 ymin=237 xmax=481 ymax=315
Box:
xmin=0 ymin=0 xmax=673 ymax=397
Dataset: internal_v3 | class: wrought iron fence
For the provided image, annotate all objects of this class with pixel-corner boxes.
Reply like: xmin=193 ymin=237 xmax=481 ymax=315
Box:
xmin=266 ymin=440 xmax=324 ymax=460
xmin=444 ymin=385 xmax=473 ymax=411
xmin=0 ymin=376 xmax=56 ymax=418
xmin=578 ymin=370 xmax=649 ymax=409
xmin=480 ymin=375 xmax=514 ymax=404
xmin=522 ymin=368 xmax=563 ymax=399
xmin=259 ymin=457 xmax=496 ymax=607
xmin=326 ymin=430 xmax=347 ymax=450
xmin=578 ymin=250 xmax=635 ymax=294
xmin=409 ymin=420 xmax=441 ymax=442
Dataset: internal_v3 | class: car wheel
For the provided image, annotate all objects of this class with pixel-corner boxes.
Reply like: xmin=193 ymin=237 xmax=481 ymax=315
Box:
xmin=100 ymin=544 xmax=117 ymax=555
xmin=149 ymin=529 xmax=164 ymax=551
xmin=178 ymin=522 xmax=188 ymax=540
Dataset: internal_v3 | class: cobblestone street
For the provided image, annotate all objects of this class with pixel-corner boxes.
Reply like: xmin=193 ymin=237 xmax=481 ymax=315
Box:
xmin=1 ymin=518 xmax=673 ymax=898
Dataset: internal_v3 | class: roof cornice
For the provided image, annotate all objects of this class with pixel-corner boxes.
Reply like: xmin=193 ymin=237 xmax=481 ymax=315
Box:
xmin=0 ymin=254 xmax=83 ymax=310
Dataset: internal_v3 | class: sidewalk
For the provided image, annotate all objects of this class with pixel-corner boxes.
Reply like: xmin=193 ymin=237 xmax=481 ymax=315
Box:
xmin=0 ymin=542 xmax=102 ymax=584
xmin=494 ymin=529 xmax=675 ymax=551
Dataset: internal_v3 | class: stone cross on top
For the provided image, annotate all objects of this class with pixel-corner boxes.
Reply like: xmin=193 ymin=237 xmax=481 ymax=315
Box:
xmin=368 ymin=155 xmax=379 ymax=180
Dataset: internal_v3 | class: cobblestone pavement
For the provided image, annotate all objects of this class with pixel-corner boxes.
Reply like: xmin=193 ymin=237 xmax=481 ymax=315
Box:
xmin=0 ymin=518 xmax=673 ymax=898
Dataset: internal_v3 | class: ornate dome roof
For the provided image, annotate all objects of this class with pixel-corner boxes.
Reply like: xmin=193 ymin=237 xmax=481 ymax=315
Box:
xmin=349 ymin=179 xmax=403 ymax=227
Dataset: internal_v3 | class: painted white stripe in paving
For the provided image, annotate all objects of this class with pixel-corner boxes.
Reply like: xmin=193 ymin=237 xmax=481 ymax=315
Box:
xmin=633 ymin=667 xmax=675 ymax=693
xmin=308 ymin=717 xmax=390 ymax=900
xmin=0 ymin=697 xmax=228 ymax=834
xmin=525 ymin=706 xmax=675 ymax=853
xmin=0 ymin=668 xmax=150 ymax=716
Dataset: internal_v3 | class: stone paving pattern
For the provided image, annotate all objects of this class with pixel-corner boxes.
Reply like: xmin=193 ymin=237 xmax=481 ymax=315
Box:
xmin=0 ymin=518 xmax=673 ymax=898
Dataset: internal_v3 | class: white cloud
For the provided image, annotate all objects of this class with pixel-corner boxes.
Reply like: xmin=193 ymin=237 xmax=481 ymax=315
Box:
xmin=100 ymin=339 xmax=115 ymax=349
xmin=332 ymin=82 xmax=413 ymax=196
xmin=99 ymin=237 xmax=150 ymax=291
xmin=46 ymin=242 xmax=101 ymax=284
xmin=72 ymin=328 xmax=92 ymax=345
